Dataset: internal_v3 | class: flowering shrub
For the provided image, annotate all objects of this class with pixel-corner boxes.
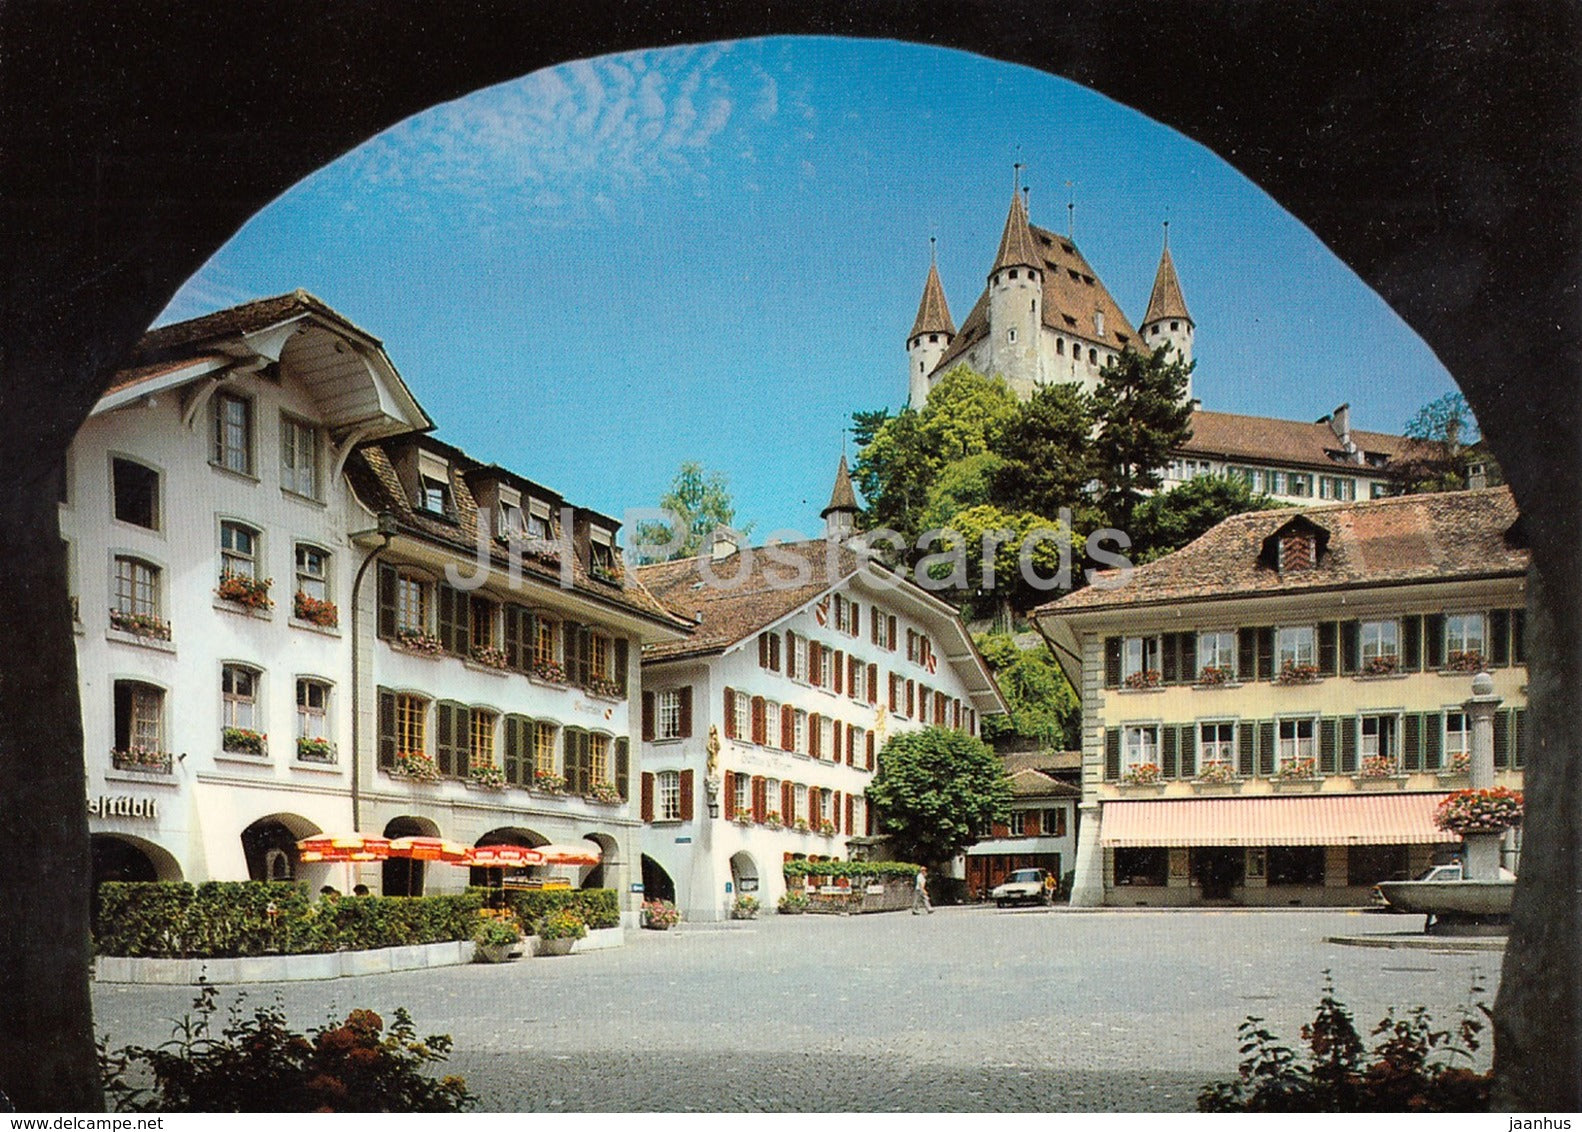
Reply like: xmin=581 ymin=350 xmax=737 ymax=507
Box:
xmin=1195 ymin=759 xmax=1238 ymax=784
xmin=777 ymin=891 xmax=809 ymax=914
xmin=468 ymin=645 xmax=507 ymax=669
xmin=1196 ymin=664 xmax=1230 ymax=686
xmin=393 ymin=751 xmax=440 ymax=782
xmin=217 ymin=571 xmax=274 ymax=611
xmin=100 ymin=985 xmax=475 ymax=1112
xmin=112 ymin=747 xmax=171 ymax=773
xmin=1435 ymin=787 xmax=1523 ymax=836
xmin=1358 ymin=755 xmax=1399 ymax=779
xmin=1122 ymin=762 xmax=1162 ymax=786
xmin=109 ymin=609 xmax=171 ymax=640
xmin=1445 ymin=650 xmax=1486 ymax=674
xmin=1123 ymin=669 xmax=1162 ymax=690
xmin=537 ymin=908 xmax=588 ymax=941
xmin=1277 ymin=661 xmax=1321 ymax=685
xmin=584 ymin=677 xmax=624 ymax=699
xmin=468 ymin=762 xmax=506 ymax=790
xmin=221 ymin=728 xmax=267 ymax=756
xmin=395 ymin=630 xmax=444 ymax=656
xmin=731 ymin=894 xmax=760 ymax=919
xmin=1447 ymin=751 xmax=1472 ymax=776
xmin=293 ymin=592 xmax=339 ymax=628
xmin=1275 ymin=757 xmax=1319 ymax=781
xmin=1363 ymin=654 xmax=1400 ymax=676
xmin=531 ymin=660 xmax=568 ymax=684
xmin=586 ymin=782 xmax=622 ymax=804
xmin=817 ymin=819 xmax=838 ymax=836
xmin=472 ymin=916 xmax=522 ymax=949
xmin=641 ymin=900 xmax=681 ymax=929
xmin=533 ymin=770 xmax=567 ymax=794
xmin=296 ymin=737 xmax=335 ymax=764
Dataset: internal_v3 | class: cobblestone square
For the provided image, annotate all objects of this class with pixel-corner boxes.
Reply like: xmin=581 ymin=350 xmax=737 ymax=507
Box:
xmin=91 ymin=907 xmax=1499 ymax=1111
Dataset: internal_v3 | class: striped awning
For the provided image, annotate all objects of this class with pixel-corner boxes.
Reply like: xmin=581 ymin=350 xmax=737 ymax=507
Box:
xmin=1099 ymin=793 xmax=1459 ymax=848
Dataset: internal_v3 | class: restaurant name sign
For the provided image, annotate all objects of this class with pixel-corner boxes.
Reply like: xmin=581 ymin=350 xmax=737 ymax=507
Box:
xmin=88 ymin=795 xmax=159 ymax=819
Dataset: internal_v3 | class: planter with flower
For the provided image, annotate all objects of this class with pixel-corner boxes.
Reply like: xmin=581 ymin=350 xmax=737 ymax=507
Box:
xmin=395 ymin=629 xmax=444 ymax=657
xmin=1121 ymin=762 xmax=1162 ymax=787
xmin=589 ymin=562 xmax=622 ymax=586
xmin=1123 ymin=669 xmax=1162 ymax=691
xmin=296 ymin=736 xmax=335 ymax=764
xmin=472 ymin=916 xmax=524 ymax=963
xmin=469 ymin=762 xmax=507 ymax=790
xmin=1361 ymin=654 xmax=1400 ymax=677
xmin=1195 ymin=665 xmax=1231 ymax=687
xmin=216 ymin=571 xmax=273 ymax=612
xmin=1355 ymin=754 xmax=1406 ymax=789
xmin=292 ymin=591 xmax=339 ymax=628
xmin=111 ymin=746 xmax=172 ymax=774
xmin=1273 ymin=757 xmax=1320 ymax=789
xmin=1439 ymin=750 xmax=1472 ymax=782
xmin=763 ymin=810 xmax=783 ymax=831
xmin=731 ymin=894 xmax=759 ymax=921
xmin=530 ymin=660 xmax=568 ymax=685
xmin=392 ymin=750 xmax=440 ymax=783
xmin=777 ymin=891 xmax=809 ymax=915
xmin=585 ymin=782 xmax=622 ymax=805
xmin=109 ymin=609 xmax=171 ymax=641
xmin=584 ymin=677 xmax=624 ymax=699
xmin=535 ymin=908 xmax=588 ymax=955
xmin=469 ymin=645 xmax=508 ymax=670
xmin=733 ymin=810 xmax=755 ymax=827
xmin=817 ymin=819 xmax=838 ymax=837
xmin=792 ymin=818 xmax=809 ymax=833
xmin=641 ymin=899 xmax=681 ymax=931
xmin=221 ymin=727 xmax=267 ymax=757
xmin=1435 ymin=786 xmax=1523 ymax=836
xmin=1444 ymin=650 xmax=1486 ymax=674
xmin=1277 ymin=661 xmax=1321 ymax=686
xmin=1192 ymin=759 xmax=1240 ymax=791
xmin=533 ymin=770 xmax=567 ymax=795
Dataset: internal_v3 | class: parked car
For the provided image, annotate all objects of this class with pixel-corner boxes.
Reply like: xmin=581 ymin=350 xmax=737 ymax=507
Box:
xmin=990 ymin=868 xmax=1053 ymax=908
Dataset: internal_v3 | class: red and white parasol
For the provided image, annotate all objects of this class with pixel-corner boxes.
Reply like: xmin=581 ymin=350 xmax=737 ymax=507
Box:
xmin=296 ymin=834 xmax=392 ymax=863
xmin=388 ymin=836 xmax=471 ymax=864
xmin=467 ymin=844 xmax=546 ymax=868
xmin=533 ymin=842 xmax=603 ymax=867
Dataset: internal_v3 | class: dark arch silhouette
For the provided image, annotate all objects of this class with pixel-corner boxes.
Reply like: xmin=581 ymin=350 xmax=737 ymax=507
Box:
xmin=1 ymin=2 xmax=1576 ymax=1111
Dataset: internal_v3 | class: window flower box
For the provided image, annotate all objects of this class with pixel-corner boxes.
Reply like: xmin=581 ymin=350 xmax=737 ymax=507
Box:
xmin=1122 ymin=762 xmax=1162 ymax=786
xmin=583 ymin=677 xmax=624 ymax=700
xmin=216 ymin=571 xmax=273 ymax=611
xmin=792 ymin=818 xmax=809 ymax=833
xmin=296 ymin=736 xmax=336 ymax=764
xmin=531 ymin=661 xmax=568 ymax=684
xmin=1274 ymin=757 xmax=1319 ymax=781
xmin=1195 ymin=665 xmax=1231 ymax=686
xmin=112 ymin=747 xmax=172 ymax=774
xmin=1122 ymin=669 xmax=1162 ymax=691
xmin=292 ymin=591 xmax=339 ymax=628
xmin=1446 ymin=751 xmax=1472 ymax=777
xmin=393 ymin=750 xmax=440 ymax=782
xmin=1357 ymin=755 xmax=1399 ymax=780
xmin=1194 ymin=759 xmax=1238 ymax=785
xmin=109 ymin=609 xmax=171 ymax=640
xmin=1362 ymin=654 xmax=1400 ymax=677
xmin=816 ymin=819 xmax=838 ymax=837
xmin=395 ymin=630 xmax=444 ymax=656
xmin=221 ymin=727 xmax=267 ymax=756
xmin=469 ymin=645 xmax=508 ymax=670
xmin=585 ymin=783 xmax=622 ymax=805
xmin=1435 ymin=786 xmax=1523 ymax=836
xmin=1444 ymin=650 xmax=1486 ymax=674
xmin=764 ymin=811 xmax=783 ymax=830
xmin=589 ymin=563 xmax=622 ymax=587
xmin=1277 ymin=661 xmax=1321 ymax=686
xmin=733 ymin=811 xmax=754 ymax=827
xmin=469 ymin=762 xmax=507 ymax=790
xmin=533 ymin=770 xmax=567 ymax=795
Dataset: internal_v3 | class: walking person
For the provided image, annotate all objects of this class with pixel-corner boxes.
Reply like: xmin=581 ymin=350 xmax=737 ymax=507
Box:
xmin=912 ymin=866 xmax=934 ymax=914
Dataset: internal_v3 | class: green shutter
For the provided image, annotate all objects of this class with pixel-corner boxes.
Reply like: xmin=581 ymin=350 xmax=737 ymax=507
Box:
xmin=1104 ymin=638 xmax=1122 ymax=688
xmin=1402 ymin=713 xmax=1422 ymax=771
xmin=1489 ymin=610 xmax=1511 ymax=666
xmin=1257 ymin=721 xmax=1276 ymax=777
xmin=1424 ymin=613 xmax=1445 ymax=670
xmin=1237 ymin=724 xmax=1256 ymax=777
xmin=1178 ymin=724 xmax=1196 ymax=779
xmin=1512 ymin=707 xmax=1526 ymax=768
xmin=615 ymin=738 xmax=630 ymax=800
xmin=1256 ymin=628 xmax=1275 ymax=680
xmin=436 ymin=701 xmax=454 ymax=776
xmin=377 ymin=563 xmax=397 ymax=639
xmin=377 ymin=689 xmax=397 ymax=768
xmin=1401 ymin=615 xmax=1423 ymax=672
xmin=1104 ymin=728 xmax=1121 ymax=781
xmin=1423 ymin=712 xmax=1443 ymax=770
xmin=1179 ymin=633 xmax=1197 ymax=680
xmin=1493 ymin=709 xmax=1511 ymax=769
xmin=1340 ymin=620 xmax=1359 ymax=675
xmin=1340 ymin=716 xmax=1359 ymax=773
xmin=1319 ymin=717 xmax=1338 ymax=774
xmin=438 ymin=584 xmax=470 ymax=654
xmin=615 ymin=638 xmax=630 ymax=694
xmin=1161 ymin=634 xmax=1179 ymax=684
xmin=1512 ymin=609 xmax=1527 ymax=664
xmin=1161 ymin=726 xmax=1178 ymax=778
xmin=1318 ymin=622 xmax=1338 ymax=676
xmin=1238 ymin=629 xmax=1257 ymax=681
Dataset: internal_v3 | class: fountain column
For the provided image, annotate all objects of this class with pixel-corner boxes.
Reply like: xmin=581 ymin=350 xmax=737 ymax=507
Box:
xmin=1462 ymin=671 xmax=1503 ymax=879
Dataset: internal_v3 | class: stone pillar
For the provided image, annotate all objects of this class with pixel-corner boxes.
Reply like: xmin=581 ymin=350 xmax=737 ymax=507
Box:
xmin=1069 ymin=801 xmax=1105 ymax=907
xmin=1463 ymin=671 xmax=1504 ymax=880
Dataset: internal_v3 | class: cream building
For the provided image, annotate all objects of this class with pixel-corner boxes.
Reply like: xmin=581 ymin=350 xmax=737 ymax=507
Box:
xmin=1033 ymin=487 xmax=1527 ymax=907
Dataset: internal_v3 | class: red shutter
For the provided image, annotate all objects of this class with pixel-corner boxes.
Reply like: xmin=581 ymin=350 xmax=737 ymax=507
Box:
xmin=834 ymin=651 xmax=844 ymax=694
xmin=809 ymin=713 xmax=821 ymax=758
xmin=751 ymin=696 xmax=766 ymax=745
xmin=852 ymin=603 xmax=861 ymax=636
xmin=1025 ymin=810 xmax=1041 ymax=836
xmin=889 ymin=674 xmax=899 ymax=712
xmin=832 ymin=790 xmax=841 ymax=831
xmin=845 ymin=794 xmax=854 ymax=835
xmin=991 ymin=820 xmax=1010 ymax=838
xmin=808 ymin=642 xmax=821 ymax=687
xmin=887 ymin=615 xmax=897 ymax=651
xmin=867 ymin=663 xmax=878 ymax=705
xmin=871 ymin=611 xmax=880 ymax=644
xmin=723 ymin=688 xmax=737 ymax=740
xmin=679 ymin=687 xmax=693 ymax=738
xmin=752 ymin=775 xmax=766 ymax=823
xmin=809 ymin=788 xmax=820 ymax=826
xmin=641 ymin=692 xmax=655 ymax=741
xmin=781 ymin=706 xmax=794 ymax=750
xmin=770 ymin=633 xmax=781 ymax=672
xmin=723 ymin=771 xmax=735 ymax=820
xmin=847 ymin=725 xmax=856 ymax=766
xmin=906 ymin=680 xmax=915 ymax=717
xmin=782 ymin=781 xmax=794 ymax=822
xmin=866 ymin=731 xmax=875 ymax=770
xmin=679 ymin=769 xmax=695 ymax=821
xmin=641 ymin=772 xmax=655 ymax=821
xmin=785 ymin=631 xmax=797 ymax=680
xmin=759 ymin=634 xmax=769 ymax=668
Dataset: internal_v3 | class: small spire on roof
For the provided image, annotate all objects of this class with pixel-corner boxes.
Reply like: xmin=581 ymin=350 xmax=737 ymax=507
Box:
xmin=991 ymin=169 xmax=1041 ymax=278
xmin=1143 ymin=223 xmax=1193 ymax=327
xmin=909 ymin=243 xmax=956 ymax=340
xmin=822 ymin=454 xmax=860 ymax=540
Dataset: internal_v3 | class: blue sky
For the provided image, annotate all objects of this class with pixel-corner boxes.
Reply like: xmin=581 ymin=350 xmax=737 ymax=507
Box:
xmin=157 ymin=37 xmax=1458 ymax=540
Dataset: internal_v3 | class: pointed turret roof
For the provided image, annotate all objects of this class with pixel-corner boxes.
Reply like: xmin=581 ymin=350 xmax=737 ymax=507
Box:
xmin=1143 ymin=240 xmax=1193 ymax=326
xmin=991 ymin=189 xmax=1041 ymax=276
xmin=909 ymin=259 xmax=956 ymax=339
xmin=821 ymin=454 xmax=859 ymax=518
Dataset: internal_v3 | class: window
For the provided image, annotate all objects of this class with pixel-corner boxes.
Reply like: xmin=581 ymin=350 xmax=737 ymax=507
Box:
xmin=656 ymin=770 xmax=682 ymax=821
xmin=763 ymin=701 xmax=781 ymax=747
xmin=1122 ymin=636 xmax=1160 ymax=681
xmin=1088 ymin=348 xmax=1098 ymax=364
xmin=834 ymin=594 xmax=860 ymax=636
xmin=396 ymin=570 xmax=430 ymax=634
xmin=534 ymin=617 xmax=558 ymax=668
xmin=792 ymin=784 xmax=807 ymax=824
xmin=590 ymin=633 xmax=611 ymax=681
xmin=819 ymin=716 xmax=836 ymax=761
xmin=280 ymin=415 xmax=320 ymax=499
xmin=535 ymin=721 xmax=558 ymax=776
xmin=296 ymin=679 xmax=331 ymax=754
xmin=295 ymin=544 xmax=329 ymax=602
xmin=1044 ymin=808 xmax=1068 ymax=838
xmin=220 ymin=521 xmax=260 ymax=580
xmin=111 ymin=458 xmax=159 ymax=529
xmin=1287 ymin=473 xmax=1313 ymax=498
xmin=1277 ymin=718 xmax=1317 ymax=770
xmin=470 ymin=596 xmax=497 ymax=651
xmin=221 ymin=664 xmax=260 ymax=732
xmin=732 ymin=690 xmax=751 ymax=743
xmin=113 ymin=680 xmax=165 ymax=765
xmin=591 ymin=733 xmax=610 ymax=785
xmin=471 ymin=710 xmax=497 ymax=771
xmin=1199 ymin=722 xmax=1235 ymax=768
xmin=590 ymin=528 xmax=616 ymax=576
xmin=790 ymin=633 xmax=807 ymax=681
xmin=793 ymin=709 xmax=808 ymax=754
xmin=1267 ymin=846 xmax=1325 ymax=886
xmin=1360 ymin=715 xmax=1398 ymax=766
xmin=1360 ymin=619 xmax=1399 ymax=666
xmin=1056 ymin=337 xmax=1065 ymax=355
xmin=527 ymin=501 xmax=553 ymax=542
xmin=113 ymin=556 xmax=160 ymax=618
xmin=848 ymin=662 xmax=864 ymax=703
xmin=817 ymin=646 xmax=834 ymax=689
xmin=1445 ymin=712 xmax=1471 ymax=766
xmin=212 ymin=393 xmax=253 ymax=475
xmin=1123 ymin=725 xmax=1159 ymax=773
xmin=396 ymin=694 xmax=426 ymax=756
xmin=1446 ymin=613 xmax=1487 ymax=662
xmin=1008 ymin=811 xmax=1026 ymax=836
xmin=421 ymin=475 xmax=451 ymax=516
xmin=732 ymin=773 xmax=750 ymax=816
xmin=1197 ymin=630 xmax=1235 ymax=678
xmin=1276 ymin=626 xmax=1316 ymax=670
xmin=657 ymin=690 xmax=683 ymax=740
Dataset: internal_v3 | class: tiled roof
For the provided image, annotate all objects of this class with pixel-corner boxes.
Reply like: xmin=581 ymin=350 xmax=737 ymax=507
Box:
xmin=1142 ymin=243 xmax=1192 ymax=326
xmin=136 ymin=290 xmax=374 ymax=359
xmin=101 ymin=353 xmax=228 ymax=395
xmin=931 ymin=224 xmax=1140 ymax=377
xmin=1039 ymin=486 xmax=1524 ymax=615
xmin=346 ymin=443 xmax=686 ymax=630
xmin=1007 ymin=767 xmax=1082 ymax=799
xmin=1002 ymin=749 xmax=1082 ymax=776
xmin=637 ymin=540 xmax=862 ymax=661
xmin=1180 ymin=409 xmax=1416 ymax=471
xmin=991 ymin=190 xmax=1042 ymax=274
xmin=909 ymin=260 xmax=956 ymax=339
xmin=823 ymin=454 xmax=858 ymax=515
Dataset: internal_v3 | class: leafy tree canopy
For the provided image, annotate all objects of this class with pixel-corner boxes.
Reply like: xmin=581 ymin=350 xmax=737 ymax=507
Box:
xmin=975 ymin=632 xmax=1081 ymax=750
xmin=1390 ymin=392 xmax=1502 ymax=495
xmin=867 ymin=726 xmax=1011 ymax=868
xmin=992 ymin=381 xmax=1099 ymax=522
xmin=920 ymin=452 xmax=1006 ymax=532
xmin=1129 ymin=474 xmax=1285 ymax=563
xmin=919 ymin=504 xmax=1071 ymax=610
xmin=1091 ymin=345 xmax=1195 ymax=529
xmin=631 ymin=461 xmax=750 ymax=562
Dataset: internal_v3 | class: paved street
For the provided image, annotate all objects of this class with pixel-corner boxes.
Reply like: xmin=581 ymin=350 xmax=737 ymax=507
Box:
xmin=91 ymin=907 xmax=1500 ymax=1111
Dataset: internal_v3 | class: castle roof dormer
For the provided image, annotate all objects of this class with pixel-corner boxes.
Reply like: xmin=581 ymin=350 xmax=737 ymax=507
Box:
xmin=909 ymin=260 xmax=956 ymax=340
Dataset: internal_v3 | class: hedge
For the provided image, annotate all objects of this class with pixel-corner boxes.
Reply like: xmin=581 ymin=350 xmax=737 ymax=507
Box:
xmin=781 ymin=860 xmax=920 ymax=881
xmin=484 ymin=887 xmax=620 ymax=931
xmin=95 ymin=882 xmax=483 ymax=958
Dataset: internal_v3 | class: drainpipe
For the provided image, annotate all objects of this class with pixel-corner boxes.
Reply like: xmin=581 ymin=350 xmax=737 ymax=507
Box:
xmin=348 ymin=511 xmax=397 ymax=831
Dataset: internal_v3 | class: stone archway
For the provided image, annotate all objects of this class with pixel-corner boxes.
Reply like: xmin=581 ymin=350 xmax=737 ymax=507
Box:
xmin=730 ymin=851 xmax=760 ymax=897
xmin=240 ymin=813 xmax=320 ymax=883
xmin=381 ymin=815 xmax=441 ymax=897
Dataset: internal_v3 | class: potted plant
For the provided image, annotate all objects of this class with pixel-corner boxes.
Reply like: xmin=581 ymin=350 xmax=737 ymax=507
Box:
xmin=111 ymin=746 xmax=171 ymax=773
xmin=469 ymin=644 xmax=508 ymax=669
xmin=296 ymin=736 xmax=335 ymax=764
xmin=469 ymin=762 xmax=506 ymax=790
xmin=472 ymin=916 xmax=523 ymax=963
xmin=642 ymin=899 xmax=681 ymax=931
xmin=109 ymin=608 xmax=171 ymax=640
xmin=221 ymin=727 xmax=267 ymax=756
xmin=535 ymin=908 xmax=587 ymax=956
xmin=586 ymin=782 xmax=622 ymax=804
xmin=531 ymin=660 xmax=568 ymax=684
xmin=1274 ymin=756 xmax=1319 ymax=781
xmin=292 ymin=591 xmax=339 ymax=627
xmin=393 ymin=750 xmax=440 ymax=782
xmin=1123 ymin=669 xmax=1162 ymax=690
xmin=1196 ymin=664 xmax=1230 ymax=686
xmin=584 ymin=677 xmax=624 ymax=699
xmin=1435 ymin=786 xmax=1523 ymax=836
xmin=216 ymin=570 xmax=273 ymax=611
xmin=731 ymin=894 xmax=759 ymax=920
xmin=792 ymin=818 xmax=809 ymax=833
xmin=533 ymin=769 xmax=568 ymax=795
xmin=1362 ymin=654 xmax=1399 ymax=676
xmin=1277 ymin=660 xmax=1321 ymax=685
xmin=1446 ymin=750 xmax=1472 ymax=777
xmin=1358 ymin=755 xmax=1398 ymax=779
xmin=817 ymin=819 xmax=838 ymax=836
xmin=1445 ymin=650 xmax=1486 ymax=674
xmin=1122 ymin=762 xmax=1162 ymax=786
xmin=1194 ymin=759 xmax=1238 ymax=785
xmin=733 ymin=810 xmax=754 ymax=827
xmin=763 ymin=810 xmax=782 ymax=830
xmin=776 ymin=891 xmax=809 ymax=915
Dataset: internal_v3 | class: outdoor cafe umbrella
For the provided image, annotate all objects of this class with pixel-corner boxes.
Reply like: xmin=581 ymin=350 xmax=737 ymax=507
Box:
xmin=388 ymin=835 xmax=471 ymax=864
xmin=296 ymin=833 xmax=392 ymax=863
xmin=466 ymin=844 xmax=546 ymax=868
xmin=533 ymin=842 xmax=602 ymax=866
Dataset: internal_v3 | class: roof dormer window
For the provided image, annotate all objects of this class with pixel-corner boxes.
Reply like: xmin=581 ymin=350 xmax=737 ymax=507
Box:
xmin=495 ymin=484 xmax=523 ymax=539
xmin=416 ymin=450 xmax=453 ymax=518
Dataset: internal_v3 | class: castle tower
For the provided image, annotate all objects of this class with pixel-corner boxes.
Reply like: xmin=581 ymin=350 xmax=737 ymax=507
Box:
xmin=985 ymin=175 xmax=1044 ymax=397
xmin=821 ymin=454 xmax=860 ymax=541
xmin=906 ymin=242 xmax=956 ymax=410
xmin=1141 ymin=223 xmax=1195 ymax=397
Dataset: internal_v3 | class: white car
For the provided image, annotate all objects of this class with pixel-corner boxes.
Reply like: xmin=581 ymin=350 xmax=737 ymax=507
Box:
xmin=990 ymin=868 xmax=1053 ymax=908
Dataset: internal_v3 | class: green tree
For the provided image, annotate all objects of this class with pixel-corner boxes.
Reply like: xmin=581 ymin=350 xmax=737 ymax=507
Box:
xmin=991 ymin=381 xmax=1099 ymax=521
xmin=918 ymin=503 xmax=1071 ymax=619
xmin=1389 ymin=392 xmax=1502 ymax=495
xmin=867 ymin=727 xmax=1012 ymax=868
xmin=919 ymin=452 xmax=1006 ymax=532
xmin=1129 ymin=474 xmax=1285 ymax=562
xmin=631 ymin=461 xmax=751 ymax=562
xmin=1091 ymin=345 xmax=1196 ymax=530
xmin=975 ymin=632 xmax=1081 ymax=749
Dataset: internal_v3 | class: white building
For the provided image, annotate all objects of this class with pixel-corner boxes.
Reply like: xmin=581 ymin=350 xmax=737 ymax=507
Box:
xmin=634 ymin=462 xmax=1008 ymax=921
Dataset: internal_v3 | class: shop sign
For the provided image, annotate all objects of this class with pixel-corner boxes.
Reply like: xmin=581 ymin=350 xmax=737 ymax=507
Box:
xmin=88 ymin=795 xmax=158 ymax=819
